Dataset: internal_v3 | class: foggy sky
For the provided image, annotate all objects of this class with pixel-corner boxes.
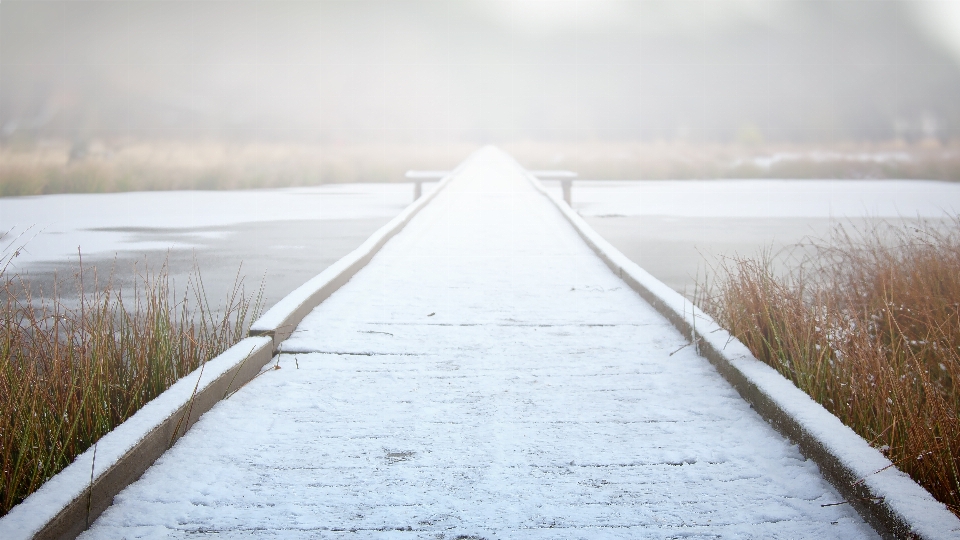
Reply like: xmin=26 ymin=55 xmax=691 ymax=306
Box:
xmin=2 ymin=0 xmax=960 ymax=143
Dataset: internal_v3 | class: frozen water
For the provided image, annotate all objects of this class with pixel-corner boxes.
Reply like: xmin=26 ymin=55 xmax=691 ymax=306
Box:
xmin=0 ymin=183 xmax=429 ymax=266
xmin=557 ymin=178 xmax=960 ymax=219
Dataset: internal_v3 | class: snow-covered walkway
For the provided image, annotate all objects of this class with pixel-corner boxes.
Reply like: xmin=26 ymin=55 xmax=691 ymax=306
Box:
xmin=82 ymin=148 xmax=877 ymax=539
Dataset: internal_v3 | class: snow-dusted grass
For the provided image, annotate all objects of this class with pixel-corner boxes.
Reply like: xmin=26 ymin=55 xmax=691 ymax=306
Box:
xmin=0 ymin=251 xmax=262 ymax=516
xmin=506 ymin=140 xmax=960 ymax=181
xmin=700 ymin=219 xmax=960 ymax=517
xmin=5 ymin=139 xmax=958 ymax=204
xmin=0 ymin=140 xmax=474 ymax=196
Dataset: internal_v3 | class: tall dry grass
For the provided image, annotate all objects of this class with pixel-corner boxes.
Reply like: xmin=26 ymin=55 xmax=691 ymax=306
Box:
xmin=0 ymin=140 xmax=475 ymax=196
xmin=2 ymin=139 xmax=959 ymax=197
xmin=504 ymin=139 xmax=960 ymax=181
xmin=0 ymin=246 xmax=262 ymax=515
xmin=700 ymin=219 xmax=960 ymax=516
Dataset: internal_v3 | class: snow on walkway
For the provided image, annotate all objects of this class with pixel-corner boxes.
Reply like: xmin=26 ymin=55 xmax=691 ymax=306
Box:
xmin=82 ymin=148 xmax=877 ymax=539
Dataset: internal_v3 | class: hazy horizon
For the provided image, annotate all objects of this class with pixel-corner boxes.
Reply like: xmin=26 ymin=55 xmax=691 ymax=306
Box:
xmin=3 ymin=0 xmax=960 ymax=145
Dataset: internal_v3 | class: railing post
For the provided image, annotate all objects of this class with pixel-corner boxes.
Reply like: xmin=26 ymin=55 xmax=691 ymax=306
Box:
xmin=405 ymin=171 xmax=448 ymax=202
xmin=406 ymin=169 xmax=577 ymax=206
xmin=528 ymin=170 xmax=578 ymax=207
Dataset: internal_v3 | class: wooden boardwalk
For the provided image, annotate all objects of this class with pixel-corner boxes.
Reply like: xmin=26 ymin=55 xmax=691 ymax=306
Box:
xmin=81 ymin=148 xmax=876 ymax=539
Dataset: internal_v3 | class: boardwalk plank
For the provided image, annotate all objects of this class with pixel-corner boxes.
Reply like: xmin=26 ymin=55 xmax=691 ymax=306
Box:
xmin=82 ymin=148 xmax=877 ymax=539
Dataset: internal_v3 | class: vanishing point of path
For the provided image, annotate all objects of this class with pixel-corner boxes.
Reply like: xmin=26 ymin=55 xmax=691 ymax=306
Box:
xmin=82 ymin=148 xmax=877 ymax=539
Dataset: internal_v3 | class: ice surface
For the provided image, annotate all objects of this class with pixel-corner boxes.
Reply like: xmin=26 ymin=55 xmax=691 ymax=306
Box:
xmin=560 ymin=179 xmax=960 ymax=218
xmin=0 ymin=183 xmax=428 ymax=266
xmin=81 ymin=149 xmax=876 ymax=539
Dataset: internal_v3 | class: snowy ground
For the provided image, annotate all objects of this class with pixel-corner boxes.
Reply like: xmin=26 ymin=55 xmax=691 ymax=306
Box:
xmin=81 ymin=149 xmax=877 ymax=539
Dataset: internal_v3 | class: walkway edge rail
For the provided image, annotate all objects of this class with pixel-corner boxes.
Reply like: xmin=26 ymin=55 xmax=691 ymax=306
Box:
xmin=249 ymin=160 xmax=463 ymax=350
xmin=0 ymin=336 xmax=274 ymax=540
xmin=2 ymin=157 xmax=464 ymax=540
xmin=522 ymin=166 xmax=960 ymax=540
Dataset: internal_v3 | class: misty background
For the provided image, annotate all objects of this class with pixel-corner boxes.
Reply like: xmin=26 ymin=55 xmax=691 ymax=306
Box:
xmin=4 ymin=0 xmax=960 ymax=341
xmin=3 ymin=0 xmax=960 ymax=146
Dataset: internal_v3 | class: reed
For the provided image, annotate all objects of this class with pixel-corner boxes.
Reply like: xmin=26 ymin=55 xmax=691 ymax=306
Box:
xmin=699 ymin=219 xmax=960 ymax=516
xmin=0 ymin=245 xmax=262 ymax=516
xmin=0 ymin=140 xmax=475 ymax=195
xmin=2 ymin=139 xmax=958 ymax=197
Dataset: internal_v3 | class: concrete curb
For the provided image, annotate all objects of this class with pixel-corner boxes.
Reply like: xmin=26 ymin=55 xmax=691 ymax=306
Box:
xmin=521 ymin=163 xmax=960 ymax=539
xmin=0 ymin=336 xmax=274 ymax=540
xmin=249 ymin=157 xmax=463 ymax=350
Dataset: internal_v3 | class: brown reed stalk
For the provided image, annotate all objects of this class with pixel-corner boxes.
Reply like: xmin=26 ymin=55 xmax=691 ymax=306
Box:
xmin=0 ymin=250 xmax=262 ymax=515
xmin=699 ymin=218 xmax=960 ymax=516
